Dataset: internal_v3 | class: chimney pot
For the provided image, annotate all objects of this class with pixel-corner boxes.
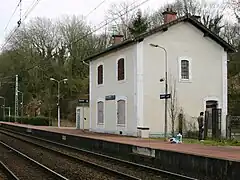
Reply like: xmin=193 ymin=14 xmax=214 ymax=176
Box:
xmin=111 ymin=34 xmax=124 ymax=45
xmin=162 ymin=8 xmax=177 ymax=24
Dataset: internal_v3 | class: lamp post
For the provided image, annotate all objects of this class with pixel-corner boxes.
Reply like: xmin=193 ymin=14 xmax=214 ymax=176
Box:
xmin=50 ymin=78 xmax=68 ymax=128
xmin=149 ymin=43 xmax=168 ymax=140
xmin=18 ymin=91 xmax=24 ymax=116
xmin=0 ymin=96 xmax=5 ymax=120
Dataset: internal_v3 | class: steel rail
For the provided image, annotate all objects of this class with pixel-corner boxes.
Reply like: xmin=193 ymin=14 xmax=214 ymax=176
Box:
xmin=0 ymin=128 xmax=198 ymax=180
xmin=0 ymin=128 xmax=198 ymax=179
xmin=0 ymin=140 xmax=68 ymax=180
xmin=0 ymin=161 xmax=19 ymax=180
xmin=0 ymin=129 xmax=140 ymax=180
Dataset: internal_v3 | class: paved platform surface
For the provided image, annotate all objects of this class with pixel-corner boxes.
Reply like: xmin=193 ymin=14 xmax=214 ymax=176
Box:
xmin=1 ymin=122 xmax=240 ymax=161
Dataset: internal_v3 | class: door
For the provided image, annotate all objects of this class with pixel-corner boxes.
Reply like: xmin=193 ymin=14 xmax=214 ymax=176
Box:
xmin=76 ymin=107 xmax=81 ymax=129
xmin=204 ymin=100 xmax=220 ymax=139
xmin=212 ymin=108 xmax=222 ymax=139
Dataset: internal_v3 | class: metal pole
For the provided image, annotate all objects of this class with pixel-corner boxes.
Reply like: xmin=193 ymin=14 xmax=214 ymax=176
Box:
xmin=0 ymin=97 xmax=5 ymax=120
xmin=5 ymin=107 xmax=10 ymax=122
xmin=57 ymin=81 xmax=60 ymax=128
xmin=50 ymin=78 xmax=67 ymax=128
xmin=3 ymin=98 xmax=5 ymax=120
xmin=149 ymin=44 xmax=168 ymax=140
xmin=21 ymin=92 xmax=23 ymax=116
xmin=83 ymin=105 xmax=85 ymax=130
xmin=164 ymin=49 xmax=168 ymax=140
xmin=15 ymin=75 xmax=18 ymax=122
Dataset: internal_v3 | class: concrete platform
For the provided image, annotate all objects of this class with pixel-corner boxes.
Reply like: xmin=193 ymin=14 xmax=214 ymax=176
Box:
xmin=0 ymin=122 xmax=239 ymax=180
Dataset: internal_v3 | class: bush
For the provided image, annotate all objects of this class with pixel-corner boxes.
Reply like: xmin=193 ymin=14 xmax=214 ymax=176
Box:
xmin=1 ymin=116 xmax=51 ymax=126
xmin=184 ymin=130 xmax=199 ymax=139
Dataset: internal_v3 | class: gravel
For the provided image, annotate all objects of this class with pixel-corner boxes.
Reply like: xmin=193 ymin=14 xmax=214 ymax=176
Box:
xmin=0 ymin=143 xmax=58 ymax=180
xmin=0 ymin=132 xmax=121 ymax=180
xmin=0 ymin=130 xmax=177 ymax=180
xmin=0 ymin=168 xmax=9 ymax=180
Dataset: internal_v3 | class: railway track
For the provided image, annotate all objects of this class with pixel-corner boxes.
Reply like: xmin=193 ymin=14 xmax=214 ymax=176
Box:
xmin=0 ymin=128 xmax=198 ymax=180
xmin=0 ymin=161 xmax=19 ymax=180
xmin=0 ymin=129 xmax=141 ymax=180
xmin=0 ymin=140 xmax=68 ymax=180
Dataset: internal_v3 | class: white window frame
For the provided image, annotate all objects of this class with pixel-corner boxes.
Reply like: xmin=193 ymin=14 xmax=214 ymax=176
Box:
xmin=116 ymin=96 xmax=127 ymax=127
xmin=178 ymin=56 xmax=192 ymax=83
xmin=116 ymin=56 xmax=126 ymax=83
xmin=96 ymin=62 xmax=104 ymax=87
xmin=96 ymin=98 xmax=105 ymax=126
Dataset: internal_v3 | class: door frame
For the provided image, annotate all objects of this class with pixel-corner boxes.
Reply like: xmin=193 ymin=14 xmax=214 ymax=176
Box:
xmin=76 ymin=106 xmax=81 ymax=129
xmin=115 ymin=96 xmax=127 ymax=129
xmin=203 ymin=96 xmax=220 ymax=112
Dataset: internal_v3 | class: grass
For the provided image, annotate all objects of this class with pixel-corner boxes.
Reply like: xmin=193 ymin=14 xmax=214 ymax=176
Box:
xmin=151 ymin=137 xmax=240 ymax=146
xmin=183 ymin=138 xmax=240 ymax=146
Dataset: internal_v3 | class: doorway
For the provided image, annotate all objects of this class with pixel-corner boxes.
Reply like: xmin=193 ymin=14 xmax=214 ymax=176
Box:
xmin=76 ymin=107 xmax=81 ymax=129
xmin=204 ymin=100 xmax=221 ymax=139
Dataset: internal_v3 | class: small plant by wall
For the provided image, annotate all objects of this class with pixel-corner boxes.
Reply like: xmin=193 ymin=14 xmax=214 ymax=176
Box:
xmin=176 ymin=108 xmax=199 ymax=139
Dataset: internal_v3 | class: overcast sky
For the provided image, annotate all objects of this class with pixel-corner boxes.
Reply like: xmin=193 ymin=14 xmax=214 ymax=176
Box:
xmin=0 ymin=0 xmax=227 ymax=47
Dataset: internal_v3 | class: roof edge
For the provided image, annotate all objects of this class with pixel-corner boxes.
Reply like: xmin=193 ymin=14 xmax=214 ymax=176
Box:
xmin=84 ymin=15 xmax=236 ymax=62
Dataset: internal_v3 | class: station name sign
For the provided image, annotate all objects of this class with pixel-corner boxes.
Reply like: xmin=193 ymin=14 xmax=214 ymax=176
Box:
xmin=105 ymin=95 xmax=116 ymax=101
xmin=78 ymin=99 xmax=89 ymax=103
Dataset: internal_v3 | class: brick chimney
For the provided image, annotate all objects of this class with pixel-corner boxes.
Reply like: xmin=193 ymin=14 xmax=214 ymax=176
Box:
xmin=162 ymin=8 xmax=177 ymax=24
xmin=111 ymin=34 xmax=124 ymax=45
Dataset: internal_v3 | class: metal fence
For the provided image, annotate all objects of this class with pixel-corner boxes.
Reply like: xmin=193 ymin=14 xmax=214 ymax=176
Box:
xmin=227 ymin=115 xmax=240 ymax=140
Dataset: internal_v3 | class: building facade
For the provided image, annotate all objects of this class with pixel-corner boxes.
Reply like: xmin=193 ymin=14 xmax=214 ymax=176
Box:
xmin=87 ymin=11 xmax=234 ymax=137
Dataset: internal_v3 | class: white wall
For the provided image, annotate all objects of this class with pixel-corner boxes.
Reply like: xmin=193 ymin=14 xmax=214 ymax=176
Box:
xmin=90 ymin=45 xmax=137 ymax=136
xmin=142 ymin=22 xmax=227 ymax=136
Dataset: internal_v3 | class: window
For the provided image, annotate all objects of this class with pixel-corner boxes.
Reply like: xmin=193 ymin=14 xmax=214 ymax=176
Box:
xmin=117 ymin=58 xmax=125 ymax=81
xmin=181 ymin=60 xmax=189 ymax=80
xmin=117 ymin=99 xmax=126 ymax=125
xmin=178 ymin=57 xmax=192 ymax=82
xmin=97 ymin=101 xmax=104 ymax=124
xmin=97 ymin=65 xmax=103 ymax=85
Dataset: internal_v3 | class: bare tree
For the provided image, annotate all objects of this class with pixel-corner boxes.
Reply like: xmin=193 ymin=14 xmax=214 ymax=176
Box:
xmin=149 ymin=0 xmax=226 ymax=35
xmin=221 ymin=22 xmax=240 ymax=47
xmin=106 ymin=1 xmax=138 ymax=39
xmin=168 ymin=76 xmax=178 ymax=136
xmin=228 ymin=0 xmax=240 ymax=22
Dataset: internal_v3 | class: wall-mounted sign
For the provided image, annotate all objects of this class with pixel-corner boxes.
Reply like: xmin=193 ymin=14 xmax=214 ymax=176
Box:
xmin=160 ymin=94 xmax=171 ymax=99
xmin=105 ymin=95 xmax=116 ymax=101
xmin=78 ymin=99 xmax=89 ymax=103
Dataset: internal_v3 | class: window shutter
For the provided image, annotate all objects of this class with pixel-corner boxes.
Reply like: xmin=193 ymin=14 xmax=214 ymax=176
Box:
xmin=97 ymin=101 xmax=104 ymax=124
xmin=117 ymin=100 xmax=126 ymax=125
xmin=118 ymin=58 xmax=124 ymax=81
xmin=98 ymin=65 xmax=103 ymax=84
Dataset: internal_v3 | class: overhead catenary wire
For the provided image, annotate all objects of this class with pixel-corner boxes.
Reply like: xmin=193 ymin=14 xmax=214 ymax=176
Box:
xmin=85 ymin=0 xmax=107 ymax=19
xmin=1 ymin=0 xmax=42 ymax=51
xmin=22 ymin=0 xmax=41 ymax=22
xmin=1 ymin=0 xmax=151 ymax=79
xmin=4 ymin=0 xmax=22 ymax=32
xmin=73 ymin=0 xmax=151 ymax=45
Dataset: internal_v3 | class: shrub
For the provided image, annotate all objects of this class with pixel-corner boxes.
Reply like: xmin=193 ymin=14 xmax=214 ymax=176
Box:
xmin=1 ymin=116 xmax=51 ymax=126
xmin=184 ymin=130 xmax=199 ymax=139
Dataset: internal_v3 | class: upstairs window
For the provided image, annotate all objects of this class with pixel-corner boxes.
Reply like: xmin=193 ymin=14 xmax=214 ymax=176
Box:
xmin=97 ymin=64 xmax=103 ymax=85
xmin=181 ymin=60 xmax=189 ymax=80
xmin=117 ymin=58 xmax=125 ymax=81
